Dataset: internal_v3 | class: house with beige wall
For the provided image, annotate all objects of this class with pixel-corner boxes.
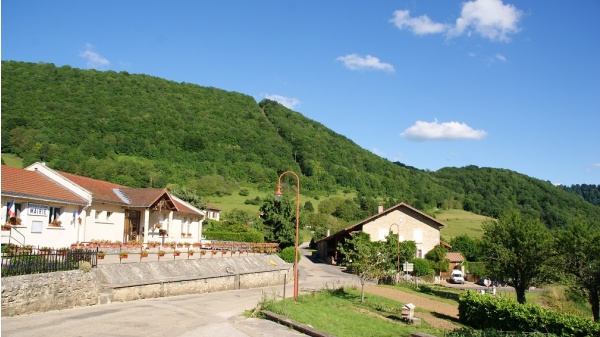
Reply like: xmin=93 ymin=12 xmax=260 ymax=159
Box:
xmin=316 ymin=203 xmax=447 ymax=264
xmin=1 ymin=163 xmax=206 ymax=248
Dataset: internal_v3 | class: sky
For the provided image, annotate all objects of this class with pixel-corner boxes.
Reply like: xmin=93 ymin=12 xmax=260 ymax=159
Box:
xmin=2 ymin=0 xmax=599 ymax=186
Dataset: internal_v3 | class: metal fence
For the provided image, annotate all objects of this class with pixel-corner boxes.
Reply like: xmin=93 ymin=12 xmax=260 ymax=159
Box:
xmin=1 ymin=247 xmax=98 ymax=277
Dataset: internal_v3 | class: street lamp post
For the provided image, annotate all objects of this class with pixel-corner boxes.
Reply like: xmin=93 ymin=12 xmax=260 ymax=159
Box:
xmin=389 ymin=223 xmax=400 ymax=281
xmin=274 ymin=170 xmax=300 ymax=301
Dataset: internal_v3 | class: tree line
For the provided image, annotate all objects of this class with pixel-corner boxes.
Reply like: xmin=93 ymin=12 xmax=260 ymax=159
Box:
xmin=2 ymin=60 xmax=599 ymax=229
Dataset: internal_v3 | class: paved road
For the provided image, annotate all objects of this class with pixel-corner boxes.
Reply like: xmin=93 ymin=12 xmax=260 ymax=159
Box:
xmin=1 ymin=244 xmax=360 ymax=337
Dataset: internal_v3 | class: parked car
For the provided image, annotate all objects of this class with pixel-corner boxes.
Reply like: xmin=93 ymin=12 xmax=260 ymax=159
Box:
xmin=450 ymin=270 xmax=465 ymax=284
xmin=475 ymin=278 xmax=489 ymax=286
xmin=476 ymin=278 xmax=507 ymax=287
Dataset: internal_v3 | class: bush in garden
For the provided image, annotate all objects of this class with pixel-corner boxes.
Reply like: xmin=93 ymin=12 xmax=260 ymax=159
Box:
xmin=278 ymin=246 xmax=301 ymax=264
xmin=458 ymin=290 xmax=600 ymax=336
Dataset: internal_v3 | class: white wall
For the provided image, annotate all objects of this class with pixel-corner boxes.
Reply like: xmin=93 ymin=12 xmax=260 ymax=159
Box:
xmin=362 ymin=209 xmax=441 ymax=257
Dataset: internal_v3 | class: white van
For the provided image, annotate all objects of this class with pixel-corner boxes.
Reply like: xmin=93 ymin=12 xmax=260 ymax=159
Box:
xmin=450 ymin=270 xmax=465 ymax=284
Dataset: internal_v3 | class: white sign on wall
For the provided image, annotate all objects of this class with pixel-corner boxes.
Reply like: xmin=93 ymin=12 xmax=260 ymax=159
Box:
xmin=28 ymin=203 xmax=49 ymax=216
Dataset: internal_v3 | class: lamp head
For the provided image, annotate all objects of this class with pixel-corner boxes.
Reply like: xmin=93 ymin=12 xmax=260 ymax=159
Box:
xmin=274 ymin=185 xmax=283 ymax=201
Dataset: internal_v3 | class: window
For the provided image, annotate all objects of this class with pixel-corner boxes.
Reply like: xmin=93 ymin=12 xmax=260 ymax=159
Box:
xmin=377 ymin=228 xmax=386 ymax=241
xmin=48 ymin=206 xmax=62 ymax=223
xmin=413 ymin=229 xmax=423 ymax=243
xmin=106 ymin=211 xmax=112 ymax=220
xmin=417 ymin=249 xmax=422 ymax=258
xmin=6 ymin=201 xmax=22 ymax=219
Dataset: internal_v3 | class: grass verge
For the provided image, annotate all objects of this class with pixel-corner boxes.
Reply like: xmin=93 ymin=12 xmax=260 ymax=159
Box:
xmin=251 ymin=287 xmax=453 ymax=337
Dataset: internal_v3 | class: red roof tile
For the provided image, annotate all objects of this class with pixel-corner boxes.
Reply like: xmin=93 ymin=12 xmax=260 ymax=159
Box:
xmin=1 ymin=165 xmax=88 ymax=205
xmin=57 ymin=171 xmax=127 ymax=204
xmin=445 ymin=252 xmax=465 ymax=262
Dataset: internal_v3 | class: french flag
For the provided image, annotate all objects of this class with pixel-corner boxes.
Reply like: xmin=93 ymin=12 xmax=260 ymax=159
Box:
xmin=73 ymin=208 xmax=83 ymax=223
xmin=7 ymin=199 xmax=15 ymax=218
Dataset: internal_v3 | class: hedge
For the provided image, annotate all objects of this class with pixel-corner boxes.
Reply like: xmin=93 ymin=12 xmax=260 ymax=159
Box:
xmin=458 ymin=291 xmax=600 ymax=337
xmin=204 ymin=231 xmax=264 ymax=243
xmin=278 ymin=246 xmax=301 ymax=264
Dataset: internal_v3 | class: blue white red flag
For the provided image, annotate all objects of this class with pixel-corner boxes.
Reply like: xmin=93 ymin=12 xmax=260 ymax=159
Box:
xmin=7 ymin=199 xmax=15 ymax=218
xmin=73 ymin=208 xmax=83 ymax=223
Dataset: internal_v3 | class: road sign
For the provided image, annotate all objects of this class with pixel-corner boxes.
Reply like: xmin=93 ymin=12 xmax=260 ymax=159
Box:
xmin=403 ymin=262 xmax=414 ymax=272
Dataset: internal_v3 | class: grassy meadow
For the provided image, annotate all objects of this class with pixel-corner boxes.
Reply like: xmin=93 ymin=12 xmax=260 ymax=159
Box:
xmin=435 ymin=209 xmax=492 ymax=239
xmin=1 ymin=153 xmax=23 ymax=168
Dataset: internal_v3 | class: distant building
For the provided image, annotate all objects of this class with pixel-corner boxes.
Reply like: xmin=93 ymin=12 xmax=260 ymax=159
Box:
xmin=316 ymin=203 xmax=446 ymax=264
xmin=1 ymin=163 xmax=205 ymax=248
xmin=203 ymin=204 xmax=221 ymax=221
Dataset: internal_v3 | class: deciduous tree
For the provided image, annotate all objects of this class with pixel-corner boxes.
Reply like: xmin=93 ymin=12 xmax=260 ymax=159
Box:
xmin=555 ymin=218 xmax=600 ymax=321
xmin=338 ymin=232 xmax=393 ymax=303
xmin=481 ymin=210 xmax=554 ymax=304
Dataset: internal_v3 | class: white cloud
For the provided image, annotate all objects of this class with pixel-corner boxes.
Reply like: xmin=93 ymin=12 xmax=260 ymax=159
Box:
xmin=390 ymin=10 xmax=448 ymax=35
xmin=391 ymin=0 xmax=522 ymax=42
xmin=451 ymin=0 xmax=522 ymax=42
xmin=336 ymin=54 xmax=395 ymax=73
xmin=79 ymin=44 xmax=110 ymax=68
xmin=495 ymin=53 xmax=507 ymax=62
xmin=264 ymin=94 xmax=301 ymax=109
xmin=401 ymin=119 xmax=487 ymax=140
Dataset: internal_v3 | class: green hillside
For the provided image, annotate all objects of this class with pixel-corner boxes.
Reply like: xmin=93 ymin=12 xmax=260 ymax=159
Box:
xmin=2 ymin=60 xmax=599 ymax=230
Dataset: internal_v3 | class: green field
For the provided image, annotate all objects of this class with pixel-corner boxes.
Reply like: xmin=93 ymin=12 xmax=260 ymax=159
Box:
xmin=435 ymin=209 xmax=493 ymax=239
xmin=1 ymin=153 xmax=23 ymax=168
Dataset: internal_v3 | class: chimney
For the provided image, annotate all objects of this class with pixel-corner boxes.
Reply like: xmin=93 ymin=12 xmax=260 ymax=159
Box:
xmin=378 ymin=205 xmax=384 ymax=214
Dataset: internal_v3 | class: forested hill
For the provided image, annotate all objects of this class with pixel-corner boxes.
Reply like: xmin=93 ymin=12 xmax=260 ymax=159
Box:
xmin=2 ymin=61 xmax=599 ymax=228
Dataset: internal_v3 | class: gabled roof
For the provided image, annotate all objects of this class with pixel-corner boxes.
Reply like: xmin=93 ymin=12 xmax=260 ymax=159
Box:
xmin=1 ymin=165 xmax=88 ymax=205
xmin=56 ymin=168 xmax=202 ymax=217
xmin=316 ymin=202 xmax=446 ymax=243
xmin=57 ymin=171 xmax=127 ymax=205
xmin=446 ymin=252 xmax=465 ymax=262
xmin=205 ymin=203 xmax=221 ymax=211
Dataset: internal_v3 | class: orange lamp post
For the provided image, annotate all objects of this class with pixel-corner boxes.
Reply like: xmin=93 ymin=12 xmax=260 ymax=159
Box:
xmin=274 ymin=170 xmax=300 ymax=301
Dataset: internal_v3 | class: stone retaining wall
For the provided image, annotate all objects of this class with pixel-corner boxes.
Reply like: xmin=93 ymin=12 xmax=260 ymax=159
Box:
xmin=1 ymin=255 xmax=292 ymax=316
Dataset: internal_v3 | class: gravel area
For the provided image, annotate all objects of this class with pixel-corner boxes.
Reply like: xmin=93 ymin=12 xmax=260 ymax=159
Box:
xmin=364 ymin=285 xmax=461 ymax=331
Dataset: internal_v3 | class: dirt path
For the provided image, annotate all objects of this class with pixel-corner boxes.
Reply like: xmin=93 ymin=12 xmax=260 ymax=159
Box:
xmin=364 ymin=286 xmax=460 ymax=331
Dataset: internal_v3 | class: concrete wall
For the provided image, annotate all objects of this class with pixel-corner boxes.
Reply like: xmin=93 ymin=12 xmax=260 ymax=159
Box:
xmin=1 ymin=255 xmax=292 ymax=316
xmin=1 ymin=269 xmax=101 ymax=316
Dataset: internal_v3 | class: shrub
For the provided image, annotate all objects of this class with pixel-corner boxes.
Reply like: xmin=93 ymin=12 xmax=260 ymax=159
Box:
xmin=458 ymin=290 xmax=600 ymax=336
xmin=205 ymin=231 xmax=264 ymax=243
xmin=278 ymin=246 xmax=301 ymax=264
xmin=78 ymin=261 xmax=92 ymax=272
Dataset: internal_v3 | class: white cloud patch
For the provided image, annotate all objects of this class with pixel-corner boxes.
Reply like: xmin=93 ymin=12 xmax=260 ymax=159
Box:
xmin=401 ymin=119 xmax=487 ymax=140
xmin=495 ymin=53 xmax=507 ymax=62
xmin=264 ymin=94 xmax=301 ymax=109
xmin=452 ymin=0 xmax=522 ymax=42
xmin=390 ymin=10 xmax=448 ymax=35
xmin=391 ymin=0 xmax=522 ymax=42
xmin=336 ymin=54 xmax=395 ymax=73
xmin=79 ymin=44 xmax=110 ymax=68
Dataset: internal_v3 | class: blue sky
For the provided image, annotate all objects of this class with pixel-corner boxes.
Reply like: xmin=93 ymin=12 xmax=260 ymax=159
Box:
xmin=2 ymin=1 xmax=599 ymax=185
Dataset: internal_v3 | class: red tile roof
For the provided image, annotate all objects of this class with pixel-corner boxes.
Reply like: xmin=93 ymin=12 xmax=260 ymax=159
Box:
xmin=57 ymin=171 xmax=127 ymax=204
xmin=56 ymin=170 xmax=202 ymax=216
xmin=1 ymin=165 xmax=203 ymax=217
xmin=1 ymin=165 xmax=88 ymax=205
xmin=445 ymin=252 xmax=465 ymax=262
